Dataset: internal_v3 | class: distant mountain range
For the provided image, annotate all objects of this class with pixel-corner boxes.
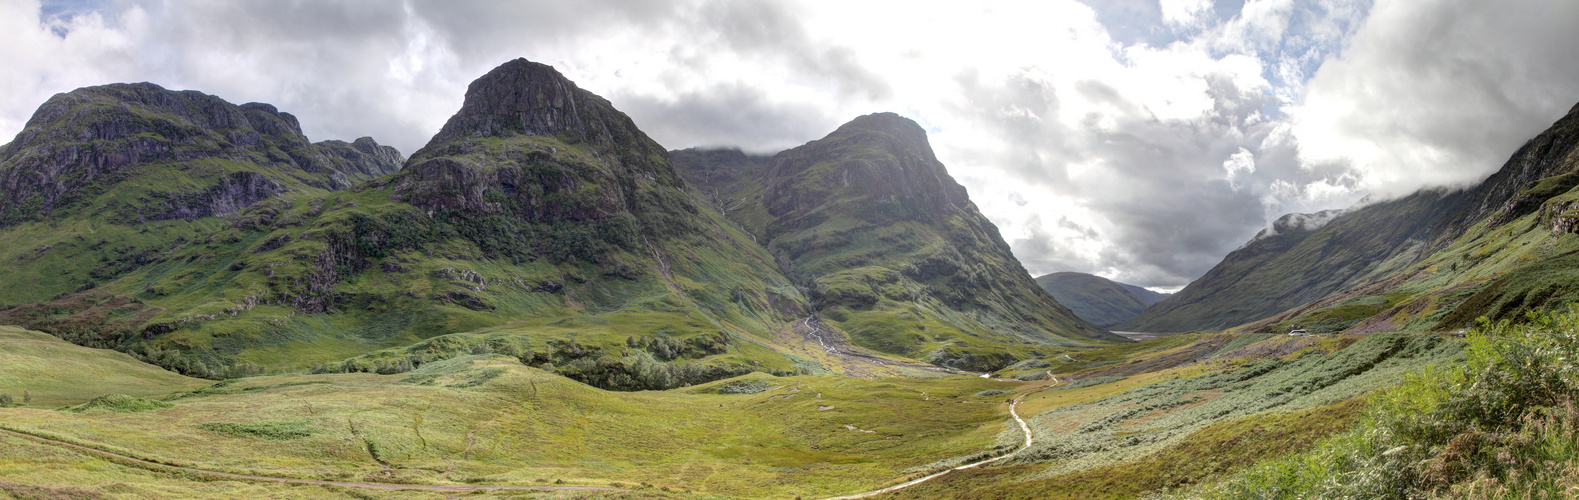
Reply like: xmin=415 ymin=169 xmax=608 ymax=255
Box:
xmin=1123 ymin=102 xmax=1579 ymax=334
xmin=1033 ymin=272 xmax=1170 ymax=327
xmin=0 ymin=58 xmax=1113 ymax=385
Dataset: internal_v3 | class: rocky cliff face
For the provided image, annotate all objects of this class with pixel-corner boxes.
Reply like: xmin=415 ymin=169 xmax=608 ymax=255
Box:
xmin=670 ymin=147 xmax=772 ymax=196
xmin=668 ymin=147 xmax=776 ymax=237
xmin=392 ymin=58 xmax=700 ymax=258
xmin=0 ymin=83 xmax=403 ymax=226
xmin=764 ymin=113 xmax=968 ymax=223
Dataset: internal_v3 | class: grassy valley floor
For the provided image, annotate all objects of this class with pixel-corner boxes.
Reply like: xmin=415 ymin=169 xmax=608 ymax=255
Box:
xmin=0 ymin=324 xmax=1473 ymax=499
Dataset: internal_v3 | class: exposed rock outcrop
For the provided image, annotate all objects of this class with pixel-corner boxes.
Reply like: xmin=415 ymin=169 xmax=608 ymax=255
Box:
xmin=392 ymin=58 xmax=699 ymax=250
xmin=0 ymin=83 xmax=403 ymax=226
xmin=764 ymin=113 xmax=969 ymax=221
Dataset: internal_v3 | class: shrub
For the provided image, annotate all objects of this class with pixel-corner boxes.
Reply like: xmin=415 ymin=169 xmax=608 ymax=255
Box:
xmin=717 ymin=379 xmax=773 ymax=395
xmin=976 ymin=389 xmax=1014 ymax=398
xmin=1204 ymin=307 xmax=1579 ymax=498
xmin=1057 ymin=376 xmax=1127 ymax=390
xmin=198 ymin=420 xmax=316 ymax=440
xmin=0 ymin=393 xmax=12 ymax=407
xmin=71 ymin=394 xmax=172 ymax=413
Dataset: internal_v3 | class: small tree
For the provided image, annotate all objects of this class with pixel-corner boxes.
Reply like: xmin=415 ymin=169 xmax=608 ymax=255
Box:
xmin=22 ymin=389 xmax=30 ymax=405
xmin=0 ymin=393 xmax=12 ymax=407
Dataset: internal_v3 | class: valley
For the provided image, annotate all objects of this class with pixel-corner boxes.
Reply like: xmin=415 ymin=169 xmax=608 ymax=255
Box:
xmin=2 ymin=55 xmax=1579 ymax=499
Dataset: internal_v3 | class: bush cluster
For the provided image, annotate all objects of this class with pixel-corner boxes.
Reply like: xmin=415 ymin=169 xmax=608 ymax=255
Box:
xmin=1205 ymin=308 xmax=1579 ymax=499
xmin=310 ymin=333 xmax=777 ymax=391
xmin=624 ymin=332 xmax=730 ymax=361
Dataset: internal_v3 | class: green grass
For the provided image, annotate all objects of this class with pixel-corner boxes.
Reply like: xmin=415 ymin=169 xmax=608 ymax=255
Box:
xmin=0 ymin=431 xmax=449 ymax=499
xmin=0 ymin=326 xmax=208 ymax=406
xmin=0 ymin=174 xmax=822 ymax=387
xmin=881 ymin=398 xmax=1367 ymax=499
xmin=868 ymin=331 xmax=1464 ymax=499
xmin=0 ymin=352 xmax=1021 ymax=499
xmin=1199 ymin=307 xmax=1579 ymax=499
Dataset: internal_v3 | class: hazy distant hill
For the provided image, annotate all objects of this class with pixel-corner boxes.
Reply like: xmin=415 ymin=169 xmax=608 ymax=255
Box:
xmin=1034 ymin=272 xmax=1169 ymax=327
xmin=1120 ymin=283 xmax=1171 ymax=305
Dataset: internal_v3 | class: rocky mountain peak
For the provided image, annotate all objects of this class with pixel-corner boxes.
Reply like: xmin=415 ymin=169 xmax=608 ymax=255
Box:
xmin=0 ymin=82 xmax=402 ymax=226
xmin=412 ymin=58 xmax=654 ymax=161
xmin=828 ymin=112 xmax=939 ymax=164
xmin=393 ymin=57 xmax=696 ymax=258
xmin=239 ymin=102 xmax=304 ymax=138
xmin=455 ymin=59 xmax=581 ymax=119
xmin=763 ymin=112 xmax=966 ymax=219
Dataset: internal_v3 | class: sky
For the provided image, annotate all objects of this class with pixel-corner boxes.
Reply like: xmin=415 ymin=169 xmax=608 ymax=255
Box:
xmin=4 ymin=0 xmax=1579 ymax=291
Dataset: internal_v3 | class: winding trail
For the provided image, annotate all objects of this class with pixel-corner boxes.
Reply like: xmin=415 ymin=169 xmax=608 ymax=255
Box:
xmin=820 ymin=377 xmax=1059 ymax=500
xmin=0 ymin=426 xmax=623 ymax=494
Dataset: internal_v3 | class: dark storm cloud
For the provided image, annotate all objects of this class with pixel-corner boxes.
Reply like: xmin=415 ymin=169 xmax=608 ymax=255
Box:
xmin=693 ymin=1 xmax=891 ymax=101
xmin=949 ymin=62 xmax=1305 ymax=286
xmin=410 ymin=0 xmax=681 ymax=66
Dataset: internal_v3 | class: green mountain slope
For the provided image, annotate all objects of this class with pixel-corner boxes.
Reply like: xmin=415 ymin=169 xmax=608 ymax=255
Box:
xmin=0 ymin=83 xmax=404 ymax=308
xmin=668 ymin=147 xmax=776 ymax=237
xmin=0 ymin=325 xmax=209 ymax=406
xmin=676 ymin=113 xmax=1119 ymax=370
xmin=1034 ymin=272 xmax=1154 ymax=327
xmin=0 ymin=59 xmax=813 ymax=387
xmin=1124 ymin=102 xmax=1579 ymax=333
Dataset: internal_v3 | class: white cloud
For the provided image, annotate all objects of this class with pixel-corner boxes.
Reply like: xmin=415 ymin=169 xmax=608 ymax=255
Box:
xmin=1291 ymin=0 xmax=1579 ymax=198
xmin=1159 ymin=0 xmax=1215 ymax=28
xmin=1223 ymin=147 xmax=1257 ymax=189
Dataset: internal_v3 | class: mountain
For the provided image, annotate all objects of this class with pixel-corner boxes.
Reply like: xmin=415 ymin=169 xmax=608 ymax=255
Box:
xmin=0 ymin=59 xmax=1115 ymax=383
xmin=0 ymin=83 xmax=402 ymax=227
xmin=1121 ymin=283 xmax=1171 ymax=305
xmin=0 ymin=59 xmax=814 ymax=386
xmin=674 ymin=114 xmax=1120 ymax=370
xmin=1123 ymin=102 xmax=1579 ymax=333
xmin=0 ymin=82 xmax=402 ymax=309
xmin=668 ymin=147 xmax=775 ymax=237
xmin=1034 ymin=272 xmax=1166 ymax=327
